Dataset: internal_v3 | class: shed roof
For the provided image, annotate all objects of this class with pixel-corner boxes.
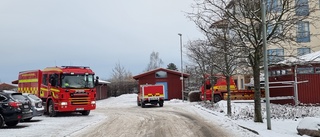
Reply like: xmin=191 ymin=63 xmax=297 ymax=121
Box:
xmin=272 ymin=50 xmax=320 ymax=66
xmin=133 ymin=68 xmax=190 ymax=80
xmin=98 ymin=79 xmax=111 ymax=84
xmin=0 ymin=83 xmax=17 ymax=90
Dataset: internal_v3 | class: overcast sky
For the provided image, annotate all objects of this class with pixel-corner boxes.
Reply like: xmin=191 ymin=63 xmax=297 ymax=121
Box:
xmin=0 ymin=0 xmax=203 ymax=83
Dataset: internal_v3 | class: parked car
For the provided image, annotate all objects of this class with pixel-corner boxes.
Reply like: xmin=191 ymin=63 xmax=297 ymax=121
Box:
xmin=22 ymin=93 xmax=44 ymax=120
xmin=0 ymin=90 xmax=33 ymax=128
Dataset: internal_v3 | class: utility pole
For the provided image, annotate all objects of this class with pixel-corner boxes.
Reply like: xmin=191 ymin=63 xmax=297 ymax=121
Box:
xmin=178 ymin=33 xmax=184 ymax=101
xmin=261 ymin=0 xmax=271 ymax=130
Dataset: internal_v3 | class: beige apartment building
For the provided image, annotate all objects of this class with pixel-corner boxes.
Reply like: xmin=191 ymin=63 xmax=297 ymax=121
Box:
xmin=224 ymin=0 xmax=320 ymax=89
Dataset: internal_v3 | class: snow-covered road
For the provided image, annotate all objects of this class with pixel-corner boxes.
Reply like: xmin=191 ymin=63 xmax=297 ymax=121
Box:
xmin=72 ymin=104 xmax=230 ymax=137
xmin=1 ymin=94 xmax=257 ymax=137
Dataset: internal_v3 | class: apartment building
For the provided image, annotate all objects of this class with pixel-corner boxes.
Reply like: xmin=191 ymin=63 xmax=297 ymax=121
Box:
xmin=219 ymin=0 xmax=320 ymax=88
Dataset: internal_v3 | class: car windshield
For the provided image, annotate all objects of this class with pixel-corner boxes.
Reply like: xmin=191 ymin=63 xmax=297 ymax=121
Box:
xmin=61 ymin=74 xmax=94 ymax=89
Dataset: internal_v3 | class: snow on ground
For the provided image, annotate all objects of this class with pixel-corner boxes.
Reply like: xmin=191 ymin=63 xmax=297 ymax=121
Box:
xmin=2 ymin=94 xmax=319 ymax=137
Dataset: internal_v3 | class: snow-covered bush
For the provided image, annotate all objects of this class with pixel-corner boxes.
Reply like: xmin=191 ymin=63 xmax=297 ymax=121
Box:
xmin=197 ymin=101 xmax=320 ymax=120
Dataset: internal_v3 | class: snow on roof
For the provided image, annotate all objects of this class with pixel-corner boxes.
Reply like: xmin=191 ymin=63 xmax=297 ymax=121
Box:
xmin=275 ymin=50 xmax=320 ymax=66
xmin=98 ymin=79 xmax=110 ymax=84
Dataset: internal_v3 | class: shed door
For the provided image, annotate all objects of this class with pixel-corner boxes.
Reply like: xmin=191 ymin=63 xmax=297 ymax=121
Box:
xmin=156 ymin=82 xmax=168 ymax=100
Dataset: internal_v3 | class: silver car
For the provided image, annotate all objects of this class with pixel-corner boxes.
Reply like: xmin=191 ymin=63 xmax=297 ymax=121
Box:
xmin=22 ymin=93 xmax=44 ymax=121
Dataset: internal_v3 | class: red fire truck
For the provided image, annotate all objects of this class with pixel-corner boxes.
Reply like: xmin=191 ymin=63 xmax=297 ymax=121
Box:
xmin=12 ymin=66 xmax=98 ymax=117
xmin=137 ymin=84 xmax=165 ymax=108
xmin=200 ymin=74 xmax=265 ymax=102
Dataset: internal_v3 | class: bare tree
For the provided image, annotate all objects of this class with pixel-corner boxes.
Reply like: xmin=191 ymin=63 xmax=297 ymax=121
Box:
xmin=188 ymin=0 xmax=319 ymax=122
xmin=185 ymin=39 xmax=221 ymax=101
xmin=145 ymin=51 xmax=164 ymax=71
xmin=109 ymin=62 xmax=136 ymax=96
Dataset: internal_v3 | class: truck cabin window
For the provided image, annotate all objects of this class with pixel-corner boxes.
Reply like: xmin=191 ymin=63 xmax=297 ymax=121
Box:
xmin=61 ymin=74 xmax=94 ymax=88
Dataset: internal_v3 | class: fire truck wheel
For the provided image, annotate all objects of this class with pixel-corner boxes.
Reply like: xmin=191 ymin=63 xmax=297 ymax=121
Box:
xmin=214 ymin=95 xmax=222 ymax=103
xmin=159 ymin=102 xmax=163 ymax=107
xmin=81 ymin=110 xmax=90 ymax=116
xmin=0 ymin=114 xmax=4 ymax=128
xmin=48 ymin=100 xmax=57 ymax=117
xmin=141 ymin=102 xmax=146 ymax=108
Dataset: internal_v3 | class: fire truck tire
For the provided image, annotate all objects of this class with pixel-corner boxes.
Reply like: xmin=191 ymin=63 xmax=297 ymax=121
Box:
xmin=159 ymin=102 xmax=163 ymax=107
xmin=48 ymin=100 xmax=57 ymax=117
xmin=214 ymin=95 xmax=221 ymax=103
xmin=141 ymin=102 xmax=146 ymax=108
xmin=81 ymin=110 xmax=90 ymax=116
xmin=0 ymin=114 xmax=4 ymax=128
xmin=5 ymin=120 xmax=18 ymax=127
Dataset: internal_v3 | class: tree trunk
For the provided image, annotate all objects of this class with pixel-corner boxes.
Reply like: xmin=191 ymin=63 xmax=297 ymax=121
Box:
xmin=226 ymin=75 xmax=231 ymax=116
xmin=253 ymin=54 xmax=263 ymax=122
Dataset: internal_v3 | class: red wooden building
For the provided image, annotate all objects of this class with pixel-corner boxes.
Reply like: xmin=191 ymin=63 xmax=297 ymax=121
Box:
xmin=133 ymin=68 xmax=189 ymax=100
xmin=268 ymin=51 xmax=320 ymax=105
xmin=96 ymin=79 xmax=110 ymax=100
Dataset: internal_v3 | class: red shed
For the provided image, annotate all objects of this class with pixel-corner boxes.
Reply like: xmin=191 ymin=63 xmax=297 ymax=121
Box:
xmin=133 ymin=68 xmax=189 ymax=100
xmin=268 ymin=51 xmax=320 ymax=105
xmin=96 ymin=79 xmax=110 ymax=100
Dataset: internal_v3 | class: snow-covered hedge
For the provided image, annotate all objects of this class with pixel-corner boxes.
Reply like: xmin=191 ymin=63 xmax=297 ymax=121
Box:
xmin=197 ymin=101 xmax=320 ymax=120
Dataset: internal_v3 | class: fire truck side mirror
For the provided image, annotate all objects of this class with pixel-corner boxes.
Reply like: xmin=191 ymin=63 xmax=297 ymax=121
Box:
xmin=95 ymin=76 xmax=99 ymax=87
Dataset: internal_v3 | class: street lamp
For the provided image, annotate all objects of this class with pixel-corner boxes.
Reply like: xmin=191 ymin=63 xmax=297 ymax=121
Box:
xmin=178 ymin=33 xmax=184 ymax=101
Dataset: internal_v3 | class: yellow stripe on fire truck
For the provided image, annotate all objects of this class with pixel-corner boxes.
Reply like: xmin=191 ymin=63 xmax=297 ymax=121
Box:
xmin=18 ymin=79 xmax=38 ymax=83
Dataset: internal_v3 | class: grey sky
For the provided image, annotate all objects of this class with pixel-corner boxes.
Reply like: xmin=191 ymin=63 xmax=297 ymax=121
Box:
xmin=0 ymin=0 xmax=202 ymax=83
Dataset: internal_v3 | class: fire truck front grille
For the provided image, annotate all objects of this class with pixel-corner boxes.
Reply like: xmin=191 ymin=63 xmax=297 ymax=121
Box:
xmin=70 ymin=97 xmax=89 ymax=105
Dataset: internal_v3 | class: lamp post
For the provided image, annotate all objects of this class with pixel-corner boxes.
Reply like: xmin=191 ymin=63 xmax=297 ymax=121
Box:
xmin=178 ymin=33 xmax=184 ymax=101
xmin=261 ymin=0 xmax=271 ymax=130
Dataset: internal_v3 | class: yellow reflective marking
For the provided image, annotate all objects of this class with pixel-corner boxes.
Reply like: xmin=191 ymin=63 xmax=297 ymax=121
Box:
xmin=43 ymin=68 xmax=63 ymax=72
xmin=19 ymin=79 xmax=38 ymax=83
xmin=50 ymin=88 xmax=60 ymax=92
xmin=21 ymin=73 xmax=35 ymax=77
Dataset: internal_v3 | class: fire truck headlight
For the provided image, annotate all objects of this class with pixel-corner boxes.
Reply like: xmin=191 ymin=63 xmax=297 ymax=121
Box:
xmin=61 ymin=102 xmax=68 ymax=106
xmin=91 ymin=101 xmax=96 ymax=105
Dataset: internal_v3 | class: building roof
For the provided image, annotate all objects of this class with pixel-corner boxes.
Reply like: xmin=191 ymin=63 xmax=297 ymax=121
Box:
xmin=133 ymin=68 xmax=190 ymax=80
xmin=0 ymin=83 xmax=17 ymax=90
xmin=273 ymin=50 xmax=320 ymax=66
xmin=98 ymin=79 xmax=111 ymax=84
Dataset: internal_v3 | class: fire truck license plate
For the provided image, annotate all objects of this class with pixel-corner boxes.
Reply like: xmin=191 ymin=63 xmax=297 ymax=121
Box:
xmin=76 ymin=108 xmax=84 ymax=110
xmin=150 ymin=97 xmax=158 ymax=100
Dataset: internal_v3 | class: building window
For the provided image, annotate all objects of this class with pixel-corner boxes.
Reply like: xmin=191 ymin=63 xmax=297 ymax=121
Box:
xmin=296 ymin=0 xmax=309 ymax=16
xmin=268 ymin=49 xmax=284 ymax=64
xmin=155 ymin=71 xmax=167 ymax=78
xmin=315 ymin=67 xmax=320 ymax=73
xmin=296 ymin=21 xmax=310 ymax=43
xmin=297 ymin=67 xmax=314 ymax=74
xmin=286 ymin=69 xmax=293 ymax=75
xmin=267 ymin=0 xmax=283 ymax=12
xmin=297 ymin=48 xmax=310 ymax=56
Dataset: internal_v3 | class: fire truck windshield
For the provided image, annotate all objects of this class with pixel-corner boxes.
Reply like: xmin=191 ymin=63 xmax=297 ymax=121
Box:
xmin=61 ymin=74 xmax=94 ymax=89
